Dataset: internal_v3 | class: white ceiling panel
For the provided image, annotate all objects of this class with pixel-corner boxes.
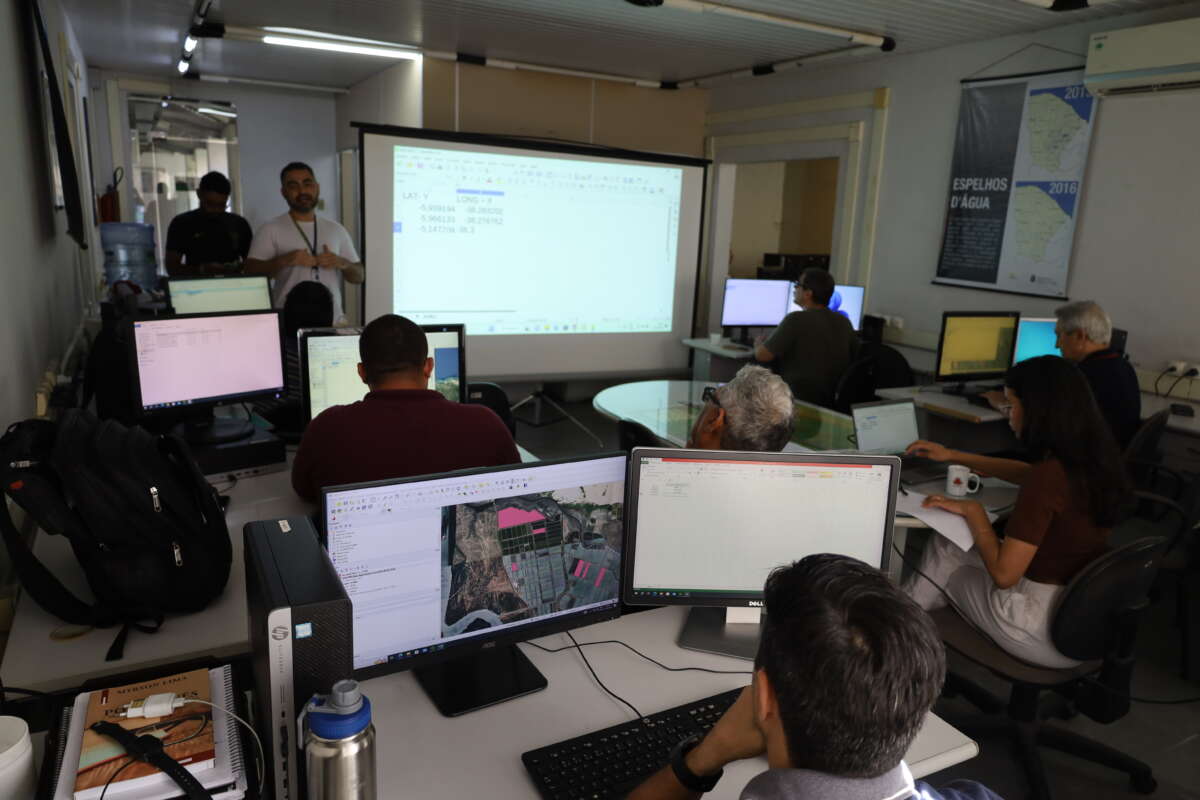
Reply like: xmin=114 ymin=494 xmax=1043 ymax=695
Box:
xmin=64 ymin=0 xmax=1197 ymax=87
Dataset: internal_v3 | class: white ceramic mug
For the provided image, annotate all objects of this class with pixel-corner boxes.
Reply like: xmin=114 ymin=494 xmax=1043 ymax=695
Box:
xmin=946 ymin=465 xmax=982 ymax=497
xmin=708 ymin=332 xmax=723 ymax=345
xmin=0 ymin=716 xmax=35 ymax=799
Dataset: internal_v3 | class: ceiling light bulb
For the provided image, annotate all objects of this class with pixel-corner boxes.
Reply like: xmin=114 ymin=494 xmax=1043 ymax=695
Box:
xmin=261 ymin=34 xmax=421 ymax=60
xmin=184 ymin=35 xmax=198 ymax=53
xmin=177 ymin=58 xmax=190 ymax=74
xmin=197 ymin=107 xmax=237 ymax=118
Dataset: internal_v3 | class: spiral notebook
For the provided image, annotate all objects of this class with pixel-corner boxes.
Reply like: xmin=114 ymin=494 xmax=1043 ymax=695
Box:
xmin=46 ymin=665 xmax=247 ymax=800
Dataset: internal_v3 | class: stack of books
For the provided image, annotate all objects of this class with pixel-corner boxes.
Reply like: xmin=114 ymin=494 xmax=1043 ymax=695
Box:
xmin=45 ymin=666 xmax=248 ymax=800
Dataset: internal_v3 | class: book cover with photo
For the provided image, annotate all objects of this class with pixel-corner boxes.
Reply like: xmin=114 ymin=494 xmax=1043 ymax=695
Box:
xmin=73 ymin=667 xmax=215 ymax=796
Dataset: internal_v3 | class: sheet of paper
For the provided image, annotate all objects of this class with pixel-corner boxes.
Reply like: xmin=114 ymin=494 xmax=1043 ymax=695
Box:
xmin=896 ymin=490 xmax=996 ymax=551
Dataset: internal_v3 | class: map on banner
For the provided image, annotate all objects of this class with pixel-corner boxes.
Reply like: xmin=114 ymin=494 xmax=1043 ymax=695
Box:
xmin=935 ymin=69 xmax=1095 ymax=298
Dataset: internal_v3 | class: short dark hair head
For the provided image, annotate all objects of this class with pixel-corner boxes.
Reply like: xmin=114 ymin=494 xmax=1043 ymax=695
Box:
xmin=799 ymin=267 xmax=835 ymax=306
xmin=280 ymin=161 xmax=315 ymax=184
xmin=281 ymin=281 xmax=333 ymax=338
xmin=198 ymin=171 xmax=231 ymax=195
xmin=359 ymin=314 xmax=428 ymax=385
xmin=755 ymin=554 xmax=945 ymax=777
xmin=1004 ymin=355 xmax=1128 ymax=525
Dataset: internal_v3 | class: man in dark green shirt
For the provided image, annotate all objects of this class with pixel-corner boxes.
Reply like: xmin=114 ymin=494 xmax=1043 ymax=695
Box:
xmin=754 ymin=268 xmax=858 ymax=408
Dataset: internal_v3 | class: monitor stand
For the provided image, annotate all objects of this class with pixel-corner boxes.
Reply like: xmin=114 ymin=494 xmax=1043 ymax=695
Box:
xmin=725 ymin=326 xmax=753 ymax=346
xmin=676 ymin=606 xmax=762 ymax=661
xmin=414 ymin=644 xmax=548 ymax=717
xmin=174 ymin=408 xmax=255 ymax=446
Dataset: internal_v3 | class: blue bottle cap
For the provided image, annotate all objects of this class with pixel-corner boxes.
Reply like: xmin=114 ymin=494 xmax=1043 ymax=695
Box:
xmin=306 ymin=679 xmax=372 ymax=740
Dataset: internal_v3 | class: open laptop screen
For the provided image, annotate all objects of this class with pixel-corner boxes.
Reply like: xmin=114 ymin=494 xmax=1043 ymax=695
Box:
xmin=851 ymin=400 xmax=920 ymax=455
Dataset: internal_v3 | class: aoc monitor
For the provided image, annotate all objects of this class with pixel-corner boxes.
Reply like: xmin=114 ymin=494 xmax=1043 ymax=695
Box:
xmin=934 ymin=311 xmax=1019 ymax=385
xmin=322 ymin=453 xmax=627 ymax=716
xmin=1012 ymin=317 xmax=1061 ymax=364
xmin=720 ymin=279 xmax=792 ymax=328
xmin=166 ymin=276 xmax=272 ymax=315
xmin=300 ymin=324 xmax=466 ymax=423
xmin=622 ymin=448 xmax=899 ymax=659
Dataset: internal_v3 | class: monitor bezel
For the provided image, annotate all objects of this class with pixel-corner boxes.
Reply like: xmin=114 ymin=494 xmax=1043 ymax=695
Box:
xmin=934 ymin=310 xmax=1021 ymax=383
xmin=128 ymin=309 xmax=285 ymax=413
xmin=1012 ymin=316 xmax=1058 ymax=365
xmin=165 ymin=275 xmax=272 ymax=315
xmin=320 ymin=452 xmax=629 ymax=683
xmin=298 ymin=322 xmax=468 ymax=424
xmin=720 ymin=278 xmax=792 ymax=327
xmin=621 ymin=447 xmax=900 ymax=609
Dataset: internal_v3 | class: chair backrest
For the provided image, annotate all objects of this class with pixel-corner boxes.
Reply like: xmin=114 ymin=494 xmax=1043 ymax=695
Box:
xmin=466 ymin=381 xmax=516 ymax=437
xmin=1122 ymin=409 xmax=1169 ymax=463
xmin=858 ymin=342 xmax=914 ymax=389
xmin=617 ymin=419 xmax=662 ymax=453
xmin=833 ymin=356 xmax=877 ymax=413
xmin=1050 ymin=536 xmax=1166 ymax=661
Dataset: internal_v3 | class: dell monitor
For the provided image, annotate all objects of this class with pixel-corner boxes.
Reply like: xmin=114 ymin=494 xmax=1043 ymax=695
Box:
xmin=934 ymin=311 xmax=1019 ymax=389
xmin=1012 ymin=317 xmax=1061 ymax=364
xmin=622 ymin=448 xmax=900 ymax=659
xmin=166 ymin=275 xmax=272 ymax=315
xmin=322 ymin=453 xmax=627 ymax=716
xmin=788 ymin=283 xmax=865 ymax=331
xmin=130 ymin=310 xmax=285 ymax=444
xmin=720 ymin=279 xmax=791 ymax=343
xmin=300 ymin=324 xmax=466 ymax=423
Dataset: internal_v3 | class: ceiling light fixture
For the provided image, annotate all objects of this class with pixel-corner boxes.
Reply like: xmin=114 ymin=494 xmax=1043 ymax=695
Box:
xmin=260 ymin=34 xmax=421 ymax=60
xmin=197 ymin=106 xmax=237 ymax=117
xmin=177 ymin=58 xmax=191 ymax=74
xmin=625 ymin=0 xmax=891 ymax=49
xmin=184 ymin=35 xmax=198 ymax=53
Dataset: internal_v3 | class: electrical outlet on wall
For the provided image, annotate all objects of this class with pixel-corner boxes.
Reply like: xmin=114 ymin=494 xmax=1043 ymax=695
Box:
xmin=1169 ymin=360 xmax=1188 ymax=374
xmin=892 ymin=316 xmax=905 ymax=330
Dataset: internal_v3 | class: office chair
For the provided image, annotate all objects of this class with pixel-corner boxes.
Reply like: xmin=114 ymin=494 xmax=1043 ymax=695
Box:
xmin=833 ymin=356 xmax=877 ymax=413
xmin=857 ymin=342 xmax=914 ymax=389
xmin=617 ymin=419 xmax=665 ymax=453
xmin=466 ymin=381 xmax=517 ymax=437
xmin=1123 ymin=410 xmax=1185 ymax=499
xmin=931 ymin=535 xmax=1167 ymax=800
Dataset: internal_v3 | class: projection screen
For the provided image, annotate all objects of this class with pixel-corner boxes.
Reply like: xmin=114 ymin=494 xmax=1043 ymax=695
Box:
xmin=358 ymin=125 xmax=708 ymax=380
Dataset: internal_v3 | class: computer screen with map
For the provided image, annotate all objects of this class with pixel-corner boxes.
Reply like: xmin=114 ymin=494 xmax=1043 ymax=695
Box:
xmin=300 ymin=324 xmax=466 ymax=422
xmin=322 ymin=453 xmax=626 ymax=714
xmin=935 ymin=311 xmax=1019 ymax=384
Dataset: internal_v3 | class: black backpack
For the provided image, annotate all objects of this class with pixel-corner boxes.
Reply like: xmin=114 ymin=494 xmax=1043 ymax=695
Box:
xmin=0 ymin=409 xmax=232 ymax=660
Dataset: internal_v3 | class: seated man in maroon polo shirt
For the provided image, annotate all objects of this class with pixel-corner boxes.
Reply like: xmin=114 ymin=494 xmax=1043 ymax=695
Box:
xmin=292 ymin=314 xmax=520 ymax=501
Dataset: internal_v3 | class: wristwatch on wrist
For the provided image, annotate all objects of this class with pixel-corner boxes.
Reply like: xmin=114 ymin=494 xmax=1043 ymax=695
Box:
xmin=90 ymin=721 xmax=212 ymax=800
xmin=670 ymin=734 xmax=723 ymax=793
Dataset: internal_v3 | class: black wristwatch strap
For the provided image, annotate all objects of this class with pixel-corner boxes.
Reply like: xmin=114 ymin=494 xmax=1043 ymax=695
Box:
xmin=91 ymin=721 xmax=212 ymax=800
xmin=670 ymin=734 xmax=723 ymax=793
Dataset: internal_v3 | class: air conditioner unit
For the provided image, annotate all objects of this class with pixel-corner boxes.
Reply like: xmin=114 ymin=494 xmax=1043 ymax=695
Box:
xmin=1086 ymin=18 xmax=1200 ymax=96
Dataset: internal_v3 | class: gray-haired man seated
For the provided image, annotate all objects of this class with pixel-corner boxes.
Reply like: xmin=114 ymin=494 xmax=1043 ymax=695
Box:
xmin=687 ymin=365 xmax=795 ymax=452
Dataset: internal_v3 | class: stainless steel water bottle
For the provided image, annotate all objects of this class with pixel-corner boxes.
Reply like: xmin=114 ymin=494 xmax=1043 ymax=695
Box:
xmin=303 ymin=679 xmax=377 ymax=800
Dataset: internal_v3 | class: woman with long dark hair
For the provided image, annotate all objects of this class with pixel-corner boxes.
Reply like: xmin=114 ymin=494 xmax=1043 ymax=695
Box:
xmin=903 ymin=355 xmax=1129 ymax=667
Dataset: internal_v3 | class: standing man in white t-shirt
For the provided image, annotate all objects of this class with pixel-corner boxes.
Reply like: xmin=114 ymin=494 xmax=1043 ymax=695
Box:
xmin=244 ymin=161 xmax=364 ymax=323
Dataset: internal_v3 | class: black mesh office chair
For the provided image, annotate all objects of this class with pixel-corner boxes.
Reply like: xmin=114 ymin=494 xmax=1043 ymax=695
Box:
xmin=832 ymin=356 xmax=877 ymax=413
xmin=1137 ymin=490 xmax=1200 ymax=680
xmin=467 ymin=381 xmax=517 ymax=437
xmin=931 ymin=535 xmax=1167 ymax=800
xmin=857 ymin=342 xmax=914 ymax=389
xmin=617 ymin=419 xmax=665 ymax=453
xmin=1122 ymin=410 xmax=1185 ymax=498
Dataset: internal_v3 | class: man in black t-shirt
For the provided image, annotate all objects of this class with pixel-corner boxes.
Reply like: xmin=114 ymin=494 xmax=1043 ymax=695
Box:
xmin=164 ymin=171 xmax=253 ymax=276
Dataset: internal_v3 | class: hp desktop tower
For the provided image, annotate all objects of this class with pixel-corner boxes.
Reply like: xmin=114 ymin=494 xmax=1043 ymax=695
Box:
xmin=245 ymin=517 xmax=353 ymax=800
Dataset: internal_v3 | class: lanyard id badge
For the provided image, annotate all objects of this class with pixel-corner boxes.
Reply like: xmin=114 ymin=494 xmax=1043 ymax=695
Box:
xmin=292 ymin=215 xmax=320 ymax=280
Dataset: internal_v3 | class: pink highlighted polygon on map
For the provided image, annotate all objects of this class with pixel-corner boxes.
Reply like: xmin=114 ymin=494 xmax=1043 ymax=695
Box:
xmin=498 ymin=507 xmax=546 ymax=534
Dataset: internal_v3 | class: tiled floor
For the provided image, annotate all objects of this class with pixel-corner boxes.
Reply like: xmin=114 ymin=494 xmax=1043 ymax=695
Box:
xmin=512 ymin=395 xmax=1200 ymax=800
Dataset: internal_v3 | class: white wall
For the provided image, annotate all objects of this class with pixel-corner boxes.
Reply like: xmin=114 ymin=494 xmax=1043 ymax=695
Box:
xmin=729 ymin=161 xmax=785 ymax=276
xmin=709 ymin=2 xmax=1200 ymax=371
xmin=336 ymin=60 xmax=422 ymax=151
xmin=0 ymin=0 xmax=89 ymax=425
xmin=89 ymin=71 xmax=341 ymax=234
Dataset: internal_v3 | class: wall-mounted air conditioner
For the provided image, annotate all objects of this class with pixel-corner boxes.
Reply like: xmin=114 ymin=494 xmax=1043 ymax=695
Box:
xmin=1086 ymin=18 xmax=1200 ymax=96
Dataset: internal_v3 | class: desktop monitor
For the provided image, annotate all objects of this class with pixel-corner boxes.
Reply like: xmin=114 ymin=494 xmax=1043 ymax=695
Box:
xmin=720 ymin=278 xmax=792 ymax=327
xmin=622 ymin=448 xmax=900 ymax=659
xmin=300 ymin=323 xmax=466 ymax=422
xmin=166 ymin=276 xmax=272 ymax=315
xmin=1012 ymin=317 xmax=1060 ymax=364
xmin=788 ymin=283 xmax=865 ymax=331
xmin=934 ymin=311 xmax=1020 ymax=385
xmin=130 ymin=310 xmax=285 ymax=443
xmin=322 ymin=453 xmax=627 ymax=716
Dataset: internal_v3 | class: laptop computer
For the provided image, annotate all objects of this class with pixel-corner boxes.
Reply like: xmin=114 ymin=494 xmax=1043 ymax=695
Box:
xmin=851 ymin=399 xmax=945 ymax=483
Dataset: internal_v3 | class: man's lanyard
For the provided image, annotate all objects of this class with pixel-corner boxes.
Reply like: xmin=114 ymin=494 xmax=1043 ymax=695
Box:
xmin=291 ymin=214 xmax=320 ymax=280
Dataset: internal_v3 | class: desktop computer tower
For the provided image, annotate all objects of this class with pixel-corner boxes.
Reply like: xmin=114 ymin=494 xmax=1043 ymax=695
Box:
xmin=245 ymin=517 xmax=353 ymax=800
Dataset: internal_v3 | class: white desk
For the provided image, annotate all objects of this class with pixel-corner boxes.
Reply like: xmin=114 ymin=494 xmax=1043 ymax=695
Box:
xmin=682 ymin=337 xmax=756 ymax=383
xmin=877 ymin=386 xmax=1006 ymax=424
xmin=366 ymin=607 xmax=978 ymax=798
xmin=1140 ymin=392 xmax=1200 ymax=436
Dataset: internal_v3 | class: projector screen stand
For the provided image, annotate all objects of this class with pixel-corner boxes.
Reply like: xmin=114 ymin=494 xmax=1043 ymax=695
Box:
xmin=511 ymin=386 xmax=605 ymax=448
xmin=677 ymin=606 xmax=762 ymax=661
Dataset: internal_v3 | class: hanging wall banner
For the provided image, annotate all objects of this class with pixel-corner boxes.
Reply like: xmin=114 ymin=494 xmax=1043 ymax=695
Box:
xmin=934 ymin=68 xmax=1095 ymax=298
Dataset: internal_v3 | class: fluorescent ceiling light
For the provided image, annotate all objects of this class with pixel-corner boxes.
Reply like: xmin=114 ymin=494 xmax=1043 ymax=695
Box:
xmin=184 ymin=35 xmax=198 ymax=53
xmin=177 ymin=58 xmax=190 ymax=74
xmin=197 ymin=107 xmax=237 ymax=118
xmin=261 ymin=34 xmax=421 ymax=60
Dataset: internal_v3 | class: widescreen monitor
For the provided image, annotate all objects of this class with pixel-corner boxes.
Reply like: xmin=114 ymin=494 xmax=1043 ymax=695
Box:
xmin=622 ymin=448 xmax=899 ymax=659
xmin=1012 ymin=317 xmax=1060 ymax=364
xmin=934 ymin=311 xmax=1019 ymax=384
xmin=720 ymin=279 xmax=792 ymax=327
xmin=322 ymin=453 xmax=626 ymax=715
xmin=167 ymin=276 xmax=272 ymax=315
xmin=300 ymin=324 xmax=466 ymax=422
xmin=130 ymin=310 xmax=284 ymax=443
xmin=787 ymin=283 xmax=865 ymax=331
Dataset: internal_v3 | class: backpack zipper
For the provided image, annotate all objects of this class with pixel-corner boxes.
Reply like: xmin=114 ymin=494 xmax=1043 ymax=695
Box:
xmin=150 ymin=486 xmax=161 ymax=512
xmin=172 ymin=541 xmax=183 ymax=566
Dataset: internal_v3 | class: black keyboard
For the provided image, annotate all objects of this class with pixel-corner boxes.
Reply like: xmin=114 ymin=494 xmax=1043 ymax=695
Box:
xmin=521 ymin=688 xmax=742 ymax=799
